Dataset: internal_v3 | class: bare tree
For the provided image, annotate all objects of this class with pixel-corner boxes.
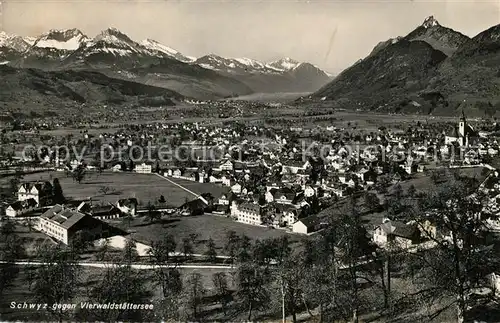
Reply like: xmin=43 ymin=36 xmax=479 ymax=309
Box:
xmin=98 ymin=186 xmax=111 ymax=196
xmin=31 ymin=244 xmax=80 ymax=321
xmin=212 ymin=272 xmax=230 ymax=315
xmin=146 ymin=202 xmax=160 ymax=223
xmin=224 ymin=230 xmax=240 ymax=265
xmin=404 ymin=180 xmax=498 ymax=323
xmin=181 ymin=237 xmax=194 ymax=260
xmin=122 ymin=238 xmax=139 ymax=264
xmin=0 ymin=228 xmax=24 ymax=297
xmin=204 ymin=238 xmax=217 ymax=263
xmin=184 ymin=272 xmax=206 ymax=320
xmin=96 ymin=239 xmax=110 ymax=261
xmin=235 ymin=262 xmax=271 ymax=321
xmin=73 ymin=165 xmax=86 ymax=184
xmin=148 ymin=233 xmax=176 ymax=264
xmin=78 ymin=265 xmax=151 ymax=322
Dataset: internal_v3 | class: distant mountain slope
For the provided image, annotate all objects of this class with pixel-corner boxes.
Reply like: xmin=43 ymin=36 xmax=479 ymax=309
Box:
xmin=313 ymin=39 xmax=447 ymax=108
xmin=121 ymin=58 xmax=254 ymax=100
xmin=195 ymin=54 xmax=282 ymax=74
xmin=369 ymin=37 xmax=403 ymax=57
xmin=0 ymin=65 xmax=185 ymax=113
xmin=195 ymin=54 xmax=331 ymax=93
xmin=431 ymin=24 xmax=500 ymax=102
xmin=312 ymin=16 xmax=500 ymax=114
xmin=234 ymin=62 xmax=331 ymax=93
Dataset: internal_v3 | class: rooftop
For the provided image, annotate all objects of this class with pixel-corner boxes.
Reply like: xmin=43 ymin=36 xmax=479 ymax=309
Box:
xmin=40 ymin=204 xmax=88 ymax=230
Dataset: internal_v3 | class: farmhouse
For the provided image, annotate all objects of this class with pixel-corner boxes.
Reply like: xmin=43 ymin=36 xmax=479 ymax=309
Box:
xmin=273 ymin=188 xmax=300 ymax=205
xmin=282 ymin=160 xmax=311 ymax=174
xmin=231 ymin=183 xmax=242 ymax=194
xmin=37 ymin=205 xmax=107 ymax=245
xmin=77 ymin=202 xmax=122 ymax=220
xmin=303 ymin=185 xmax=315 ymax=197
xmin=292 ymin=215 xmax=324 ymax=234
xmin=218 ymin=193 xmax=233 ymax=206
xmin=18 ymin=181 xmax=53 ymax=206
xmin=373 ymin=219 xmax=422 ymax=249
xmin=212 ymin=204 xmax=230 ymax=215
xmin=219 ymin=160 xmax=234 ymax=171
xmin=5 ymin=199 xmax=37 ymax=217
xmin=274 ymin=204 xmax=301 ymax=227
xmin=116 ymin=198 xmax=138 ymax=217
xmin=179 ymin=199 xmax=207 ymax=216
xmin=134 ymin=163 xmax=152 ymax=174
xmin=235 ymin=203 xmax=266 ymax=226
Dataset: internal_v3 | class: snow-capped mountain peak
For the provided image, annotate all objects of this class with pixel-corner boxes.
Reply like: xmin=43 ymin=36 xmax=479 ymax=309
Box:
xmin=81 ymin=27 xmax=149 ymax=57
xmin=23 ymin=36 xmax=37 ymax=46
xmin=141 ymin=39 xmax=195 ymax=62
xmin=0 ymin=31 xmax=34 ymax=52
xmin=194 ymin=54 xmax=330 ymax=77
xmin=422 ymin=15 xmax=440 ymax=29
xmin=94 ymin=27 xmax=136 ymax=45
xmin=267 ymin=57 xmax=301 ymax=71
xmin=142 ymin=39 xmax=179 ymax=55
xmin=32 ymin=28 xmax=89 ymax=51
xmin=234 ymin=57 xmax=267 ymax=69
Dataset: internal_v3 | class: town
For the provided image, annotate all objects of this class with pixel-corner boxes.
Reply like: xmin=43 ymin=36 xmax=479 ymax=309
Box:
xmin=1 ymin=107 xmax=500 ymax=322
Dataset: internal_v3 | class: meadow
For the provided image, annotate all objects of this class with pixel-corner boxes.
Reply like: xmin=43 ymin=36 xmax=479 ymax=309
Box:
xmin=19 ymin=171 xmax=229 ymax=207
xmin=110 ymin=214 xmax=300 ymax=253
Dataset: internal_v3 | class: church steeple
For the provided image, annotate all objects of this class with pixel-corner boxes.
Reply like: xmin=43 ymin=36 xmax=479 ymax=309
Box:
xmin=459 ymin=108 xmax=466 ymax=137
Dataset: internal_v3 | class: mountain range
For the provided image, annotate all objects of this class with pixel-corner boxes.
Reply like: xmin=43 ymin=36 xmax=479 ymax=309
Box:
xmin=312 ymin=16 xmax=500 ymax=115
xmin=0 ymin=28 xmax=331 ymax=101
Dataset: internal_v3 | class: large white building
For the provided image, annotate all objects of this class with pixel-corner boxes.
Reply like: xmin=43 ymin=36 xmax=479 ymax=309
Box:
xmin=37 ymin=205 xmax=107 ymax=245
xmin=234 ymin=203 xmax=265 ymax=226
xmin=134 ymin=163 xmax=152 ymax=174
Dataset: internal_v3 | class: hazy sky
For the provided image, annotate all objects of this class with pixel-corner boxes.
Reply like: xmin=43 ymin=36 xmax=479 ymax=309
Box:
xmin=2 ymin=0 xmax=500 ymax=73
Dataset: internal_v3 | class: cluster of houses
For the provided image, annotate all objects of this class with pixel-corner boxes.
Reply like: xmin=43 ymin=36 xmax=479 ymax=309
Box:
xmin=5 ymin=181 xmax=53 ymax=217
xmin=149 ymin=112 xmax=500 ymax=234
xmin=2 ymin=177 xmax=141 ymax=245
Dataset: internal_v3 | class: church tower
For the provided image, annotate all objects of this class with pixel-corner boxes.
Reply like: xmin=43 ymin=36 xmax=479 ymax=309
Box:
xmin=458 ymin=109 xmax=466 ymax=137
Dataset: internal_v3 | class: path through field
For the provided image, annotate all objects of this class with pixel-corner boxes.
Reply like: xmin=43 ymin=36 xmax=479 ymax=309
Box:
xmin=154 ymin=173 xmax=208 ymax=204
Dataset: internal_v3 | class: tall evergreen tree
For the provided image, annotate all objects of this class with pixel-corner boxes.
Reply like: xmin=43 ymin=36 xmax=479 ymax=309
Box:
xmin=52 ymin=178 xmax=66 ymax=204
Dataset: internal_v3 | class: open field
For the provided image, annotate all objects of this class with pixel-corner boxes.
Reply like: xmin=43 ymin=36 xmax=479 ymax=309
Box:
xmin=110 ymin=215 xmax=301 ymax=254
xmin=18 ymin=171 xmax=229 ymax=207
